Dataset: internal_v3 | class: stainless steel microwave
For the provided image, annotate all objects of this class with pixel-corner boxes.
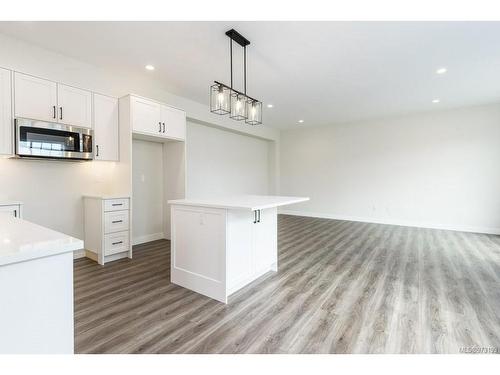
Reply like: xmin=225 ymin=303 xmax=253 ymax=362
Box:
xmin=15 ymin=118 xmax=93 ymax=161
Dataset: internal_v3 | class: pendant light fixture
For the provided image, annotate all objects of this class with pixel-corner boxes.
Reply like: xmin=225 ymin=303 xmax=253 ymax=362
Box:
xmin=210 ymin=29 xmax=262 ymax=125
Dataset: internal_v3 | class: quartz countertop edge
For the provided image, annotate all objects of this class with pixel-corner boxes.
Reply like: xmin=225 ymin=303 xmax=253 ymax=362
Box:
xmin=168 ymin=195 xmax=310 ymax=211
xmin=83 ymin=194 xmax=131 ymax=200
xmin=0 ymin=217 xmax=84 ymax=267
xmin=0 ymin=201 xmax=23 ymax=206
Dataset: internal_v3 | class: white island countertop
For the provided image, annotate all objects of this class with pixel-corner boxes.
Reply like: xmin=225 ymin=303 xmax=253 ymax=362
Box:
xmin=0 ymin=217 xmax=83 ymax=266
xmin=168 ymin=194 xmax=309 ymax=211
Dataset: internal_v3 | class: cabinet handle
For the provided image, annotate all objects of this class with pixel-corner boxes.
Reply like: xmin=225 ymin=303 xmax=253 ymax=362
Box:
xmin=257 ymin=210 xmax=261 ymax=223
xmin=112 ymin=220 xmax=123 ymax=224
xmin=14 ymin=209 xmax=17 ymax=218
xmin=111 ymin=203 xmax=123 ymax=207
xmin=53 ymin=106 xmax=56 ymax=119
xmin=96 ymin=145 xmax=99 ymax=157
xmin=253 ymin=210 xmax=257 ymax=224
xmin=112 ymin=241 xmax=123 ymax=246
xmin=60 ymin=107 xmax=63 ymax=120
xmin=163 ymin=122 xmax=166 ymax=133
xmin=159 ymin=122 xmax=162 ymax=132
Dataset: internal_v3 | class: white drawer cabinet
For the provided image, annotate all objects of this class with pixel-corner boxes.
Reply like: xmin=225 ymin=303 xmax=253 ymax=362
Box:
xmin=83 ymin=196 xmax=132 ymax=265
xmin=14 ymin=72 xmax=92 ymax=128
xmin=0 ymin=202 xmax=23 ymax=219
xmin=0 ymin=68 xmax=13 ymax=155
xmin=129 ymin=95 xmax=186 ymax=140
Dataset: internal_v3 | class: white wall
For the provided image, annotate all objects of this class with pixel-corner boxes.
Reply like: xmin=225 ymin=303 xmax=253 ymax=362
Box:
xmin=280 ymin=103 xmax=500 ymax=234
xmin=186 ymin=120 xmax=271 ymax=197
xmin=132 ymin=139 xmax=164 ymax=244
xmin=0 ymin=32 xmax=278 ymax=242
xmin=0 ymin=159 xmax=118 ymax=238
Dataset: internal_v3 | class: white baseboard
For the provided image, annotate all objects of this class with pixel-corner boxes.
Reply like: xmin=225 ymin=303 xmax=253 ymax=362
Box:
xmin=73 ymin=249 xmax=86 ymax=259
xmin=279 ymin=209 xmax=500 ymax=235
xmin=133 ymin=232 xmax=165 ymax=246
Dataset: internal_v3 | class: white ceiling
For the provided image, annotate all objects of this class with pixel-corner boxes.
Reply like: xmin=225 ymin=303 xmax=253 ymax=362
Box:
xmin=1 ymin=21 xmax=500 ymax=130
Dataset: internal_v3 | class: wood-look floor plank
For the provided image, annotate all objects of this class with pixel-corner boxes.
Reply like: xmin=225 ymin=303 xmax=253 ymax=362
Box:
xmin=74 ymin=216 xmax=500 ymax=354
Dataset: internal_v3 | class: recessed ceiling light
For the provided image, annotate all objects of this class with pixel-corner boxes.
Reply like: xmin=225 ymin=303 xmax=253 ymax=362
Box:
xmin=432 ymin=99 xmax=440 ymax=103
xmin=298 ymin=120 xmax=304 ymax=123
xmin=436 ymin=67 xmax=447 ymax=74
xmin=267 ymin=104 xmax=273 ymax=108
xmin=145 ymin=64 xmax=155 ymax=71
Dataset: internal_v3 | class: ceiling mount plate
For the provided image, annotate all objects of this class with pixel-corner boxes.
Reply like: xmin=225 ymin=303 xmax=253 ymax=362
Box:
xmin=225 ymin=29 xmax=250 ymax=47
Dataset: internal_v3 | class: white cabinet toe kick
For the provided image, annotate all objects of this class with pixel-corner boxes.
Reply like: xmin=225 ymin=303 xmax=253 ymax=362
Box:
xmin=168 ymin=195 xmax=309 ymax=303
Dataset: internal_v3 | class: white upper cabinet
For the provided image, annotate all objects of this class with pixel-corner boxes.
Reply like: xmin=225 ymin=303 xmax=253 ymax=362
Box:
xmin=57 ymin=84 xmax=92 ymax=128
xmin=0 ymin=68 xmax=12 ymax=155
xmin=131 ymin=95 xmax=185 ymax=141
xmin=93 ymin=93 xmax=119 ymax=161
xmin=131 ymin=96 xmax=162 ymax=135
xmin=14 ymin=72 xmax=92 ymax=128
xmin=14 ymin=72 xmax=57 ymax=122
xmin=161 ymin=105 xmax=186 ymax=140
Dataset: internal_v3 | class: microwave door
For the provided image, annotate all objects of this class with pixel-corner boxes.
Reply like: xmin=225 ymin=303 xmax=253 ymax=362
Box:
xmin=15 ymin=118 xmax=94 ymax=160
xmin=18 ymin=126 xmax=80 ymax=158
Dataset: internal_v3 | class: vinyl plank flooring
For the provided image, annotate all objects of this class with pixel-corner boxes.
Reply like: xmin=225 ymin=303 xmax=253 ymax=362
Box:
xmin=74 ymin=216 xmax=500 ymax=354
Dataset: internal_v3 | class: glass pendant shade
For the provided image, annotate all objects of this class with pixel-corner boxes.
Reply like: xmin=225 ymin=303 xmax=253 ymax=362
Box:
xmin=210 ymin=84 xmax=231 ymax=115
xmin=245 ymin=100 xmax=262 ymax=125
xmin=230 ymin=92 xmax=248 ymax=120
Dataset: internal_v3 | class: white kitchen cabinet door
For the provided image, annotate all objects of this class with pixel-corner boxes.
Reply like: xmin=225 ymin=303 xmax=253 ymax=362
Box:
xmin=93 ymin=93 xmax=119 ymax=161
xmin=131 ymin=96 xmax=162 ymax=136
xmin=14 ymin=72 xmax=57 ymax=122
xmin=252 ymin=207 xmax=278 ymax=274
xmin=57 ymin=84 xmax=92 ymax=128
xmin=161 ymin=105 xmax=186 ymax=140
xmin=0 ymin=68 xmax=12 ymax=155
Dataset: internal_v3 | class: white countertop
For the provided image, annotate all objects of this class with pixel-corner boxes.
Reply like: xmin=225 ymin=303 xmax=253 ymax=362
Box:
xmin=168 ymin=195 xmax=310 ymax=211
xmin=83 ymin=194 xmax=130 ymax=200
xmin=0 ymin=201 xmax=23 ymax=206
xmin=0 ymin=217 xmax=83 ymax=266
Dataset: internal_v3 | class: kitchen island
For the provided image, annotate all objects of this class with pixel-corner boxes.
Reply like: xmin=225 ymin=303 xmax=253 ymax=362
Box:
xmin=0 ymin=216 xmax=83 ymax=354
xmin=168 ymin=195 xmax=309 ymax=303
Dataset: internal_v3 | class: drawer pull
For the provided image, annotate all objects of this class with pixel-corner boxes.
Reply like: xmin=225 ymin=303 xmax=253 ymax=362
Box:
xmin=112 ymin=203 xmax=123 ymax=206
xmin=112 ymin=220 xmax=123 ymax=224
xmin=112 ymin=241 xmax=123 ymax=246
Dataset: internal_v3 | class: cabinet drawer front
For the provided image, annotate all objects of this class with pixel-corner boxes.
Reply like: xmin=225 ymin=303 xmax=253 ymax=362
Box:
xmin=0 ymin=205 xmax=21 ymax=218
xmin=104 ymin=199 xmax=129 ymax=212
xmin=104 ymin=210 xmax=129 ymax=234
xmin=104 ymin=231 xmax=129 ymax=256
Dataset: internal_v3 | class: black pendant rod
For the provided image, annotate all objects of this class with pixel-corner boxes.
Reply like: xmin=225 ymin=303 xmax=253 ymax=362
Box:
xmin=244 ymin=45 xmax=247 ymax=95
xmin=230 ymin=39 xmax=233 ymax=89
xmin=226 ymin=28 xmax=252 ymax=96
